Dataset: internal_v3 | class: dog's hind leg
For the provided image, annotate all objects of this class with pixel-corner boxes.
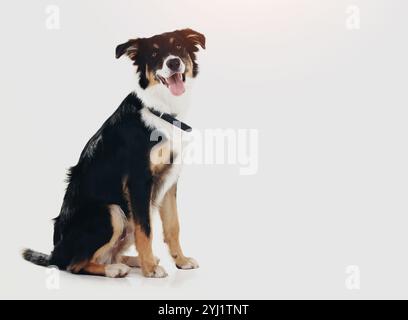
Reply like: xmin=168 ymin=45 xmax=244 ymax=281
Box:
xmin=120 ymin=256 xmax=142 ymax=268
xmin=120 ymin=255 xmax=160 ymax=268
xmin=70 ymin=262 xmax=131 ymax=278
xmin=67 ymin=204 xmax=132 ymax=278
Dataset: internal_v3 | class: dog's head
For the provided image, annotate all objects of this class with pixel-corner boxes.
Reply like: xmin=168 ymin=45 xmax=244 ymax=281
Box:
xmin=116 ymin=29 xmax=206 ymax=97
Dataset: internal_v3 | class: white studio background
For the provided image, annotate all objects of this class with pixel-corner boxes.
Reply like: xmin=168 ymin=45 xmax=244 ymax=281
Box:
xmin=0 ymin=0 xmax=407 ymax=299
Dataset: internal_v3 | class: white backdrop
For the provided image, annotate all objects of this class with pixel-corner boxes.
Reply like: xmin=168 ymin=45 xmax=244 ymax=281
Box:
xmin=0 ymin=0 xmax=407 ymax=299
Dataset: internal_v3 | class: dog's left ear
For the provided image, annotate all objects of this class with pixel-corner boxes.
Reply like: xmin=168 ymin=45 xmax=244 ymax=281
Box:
xmin=178 ymin=29 xmax=206 ymax=51
xmin=116 ymin=39 xmax=140 ymax=60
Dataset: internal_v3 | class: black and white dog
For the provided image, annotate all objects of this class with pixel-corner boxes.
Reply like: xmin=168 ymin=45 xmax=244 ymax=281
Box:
xmin=23 ymin=29 xmax=206 ymax=278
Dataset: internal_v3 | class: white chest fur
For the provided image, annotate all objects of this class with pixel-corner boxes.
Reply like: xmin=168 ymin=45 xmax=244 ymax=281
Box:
xmin=141 ymin=107 xmax=191 ymax=207
xmin=136 ymin=77 xmax=193 ymax=207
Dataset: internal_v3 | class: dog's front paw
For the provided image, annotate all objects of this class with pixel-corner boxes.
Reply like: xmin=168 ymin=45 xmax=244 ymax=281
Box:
xmin=143 ymin=265 xmax=168 ymax=278
xmin=105 ymin=264 xmax=131 ymax=278
xmin=176 ymin=257 xmax=199 ymax=270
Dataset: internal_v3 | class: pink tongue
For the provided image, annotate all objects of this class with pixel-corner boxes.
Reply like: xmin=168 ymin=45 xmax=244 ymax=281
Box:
xmin=167 ymin=74 xmax=185 ymax=96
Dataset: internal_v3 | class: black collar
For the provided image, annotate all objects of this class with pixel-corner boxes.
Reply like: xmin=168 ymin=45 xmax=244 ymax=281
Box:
xmin=148 ymin=108 xmax=192 ymax=132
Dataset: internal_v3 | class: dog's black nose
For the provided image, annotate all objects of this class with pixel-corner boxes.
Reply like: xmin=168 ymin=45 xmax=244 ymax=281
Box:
xmin=167 ymin=58 xmax=181 ymax=71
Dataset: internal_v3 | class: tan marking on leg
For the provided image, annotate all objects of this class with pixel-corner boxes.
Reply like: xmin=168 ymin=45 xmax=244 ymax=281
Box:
xmin=121 ymin=256 xmax=141 ymax=268
xmin=150 ymin=141 xmax=175 ymax=206
xmin=150 ymin=140 xmax=172 ymax=173
xmin=67 ymin=260 xmax=89 ymax=274
xmin=121 ymin=255 xmax=160 ymax=268
xmin=82 ymin=263 xmax=106 ymax=276
xmin=134 ymin=224 xmax=167 ymax=278
xmin=124 ymin=175 xmax=166 ymax=277
xmin=111 ymin=217 xmax=135 ymax=264
xmin=92 ymin=205 xmax=126 ymax=265
xmin=160 ymin=185 xmax=199 ymax=270
xmin=122 ymin=175 xmax=131 ymax=211
xmin=68 ymin=262 xmax=130 ymax=278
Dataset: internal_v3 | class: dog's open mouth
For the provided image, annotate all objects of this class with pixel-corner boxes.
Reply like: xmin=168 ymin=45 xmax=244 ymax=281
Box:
xmin=157 ymin=73 xmax=186 ymax=96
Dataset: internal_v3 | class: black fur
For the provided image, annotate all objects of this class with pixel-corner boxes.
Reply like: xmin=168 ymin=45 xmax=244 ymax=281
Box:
xmin=25 ymin=94 xmax=157 ymax=270
xmin=116 ymin=28 xmax=206 ymax=88
xmin=23 ymin=29 xmax=205 ymax=272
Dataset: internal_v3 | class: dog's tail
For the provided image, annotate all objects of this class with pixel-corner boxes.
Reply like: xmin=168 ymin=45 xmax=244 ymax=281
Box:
xmin=22 ymin=249 xmax=51 ymax=267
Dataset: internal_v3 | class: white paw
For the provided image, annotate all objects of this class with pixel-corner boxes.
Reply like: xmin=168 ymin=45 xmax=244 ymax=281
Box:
xmin=105 ymin=264 xmax=131 ymax=278
xmin=144 ymin=265 xmax=168 ymax=278
xmin=176 ymin=257 xmax=200 ymax=270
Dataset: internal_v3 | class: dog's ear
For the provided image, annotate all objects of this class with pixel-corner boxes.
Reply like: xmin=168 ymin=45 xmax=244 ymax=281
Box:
xmin=178 ymin=29 xmax=206 ymax=51
xmin=116 ymin=39 xmax=140 ymax=60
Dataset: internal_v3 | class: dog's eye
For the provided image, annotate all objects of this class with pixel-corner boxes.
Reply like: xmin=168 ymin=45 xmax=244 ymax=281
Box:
xmin=152 ymin=51 xmax=158 ymax=58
